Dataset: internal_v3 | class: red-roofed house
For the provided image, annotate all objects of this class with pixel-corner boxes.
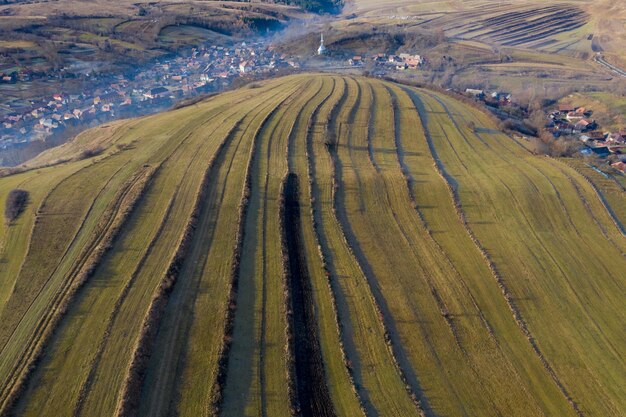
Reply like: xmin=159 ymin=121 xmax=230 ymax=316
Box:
xmin=574 ymin=119 xmax=591 ymax=131
xmin=611 ymin=161 xmax=626 ymax=172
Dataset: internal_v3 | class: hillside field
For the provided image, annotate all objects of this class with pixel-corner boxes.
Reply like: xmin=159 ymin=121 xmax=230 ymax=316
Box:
xmin=328 ymin=0 xmax=626 ymax=91
xmin=0 ymin=74 xmax=624 ymax=417
xmin=345 ymin=0 xmax=625 ymax=60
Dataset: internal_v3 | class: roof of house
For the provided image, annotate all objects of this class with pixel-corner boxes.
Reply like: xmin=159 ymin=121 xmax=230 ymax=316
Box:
xmin=150 ymin=86 xmax=169 ymax=95
xmin=587 ymin=131 xmax=605 ymax=139
xmin=611 ymin=161 xmax=626 ymax=171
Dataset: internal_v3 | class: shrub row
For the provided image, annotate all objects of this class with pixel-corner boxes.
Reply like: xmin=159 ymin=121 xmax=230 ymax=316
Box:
xmin=278 ymin=174 xmax=299 ymax=416
xmin=114 ymin=122 xmax=243 ymax=417
xmin=209 ymin=93 xmax=296 ymax=416
xmin=279 ymin=79 xmax=332 ymax=416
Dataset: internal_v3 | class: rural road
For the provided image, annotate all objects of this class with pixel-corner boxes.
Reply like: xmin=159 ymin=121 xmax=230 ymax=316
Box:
xmin=594 ymin=54 xmax=626 ymax=77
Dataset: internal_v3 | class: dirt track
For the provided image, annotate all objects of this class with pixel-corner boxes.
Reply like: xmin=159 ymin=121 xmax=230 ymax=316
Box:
xmin=594 ymin=55 xmax=626 ymax=77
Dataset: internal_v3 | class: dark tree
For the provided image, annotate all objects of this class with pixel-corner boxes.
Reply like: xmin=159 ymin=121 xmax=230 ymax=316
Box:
xmin=5 ymin=189 xmax=28 ymax=222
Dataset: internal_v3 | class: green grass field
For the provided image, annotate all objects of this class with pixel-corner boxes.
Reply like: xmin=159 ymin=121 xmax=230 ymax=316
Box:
xmin=0 ymin=74 xmax=623 ymax=417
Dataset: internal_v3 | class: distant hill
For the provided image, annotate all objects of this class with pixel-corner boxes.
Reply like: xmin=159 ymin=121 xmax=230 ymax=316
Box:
xmin=0 ymin=0 xmax=309 ymax=74
xmin=0 ymin=73 xmax=623 ymax=417
xmin=344 ymin=0 xmax=626 ymax=67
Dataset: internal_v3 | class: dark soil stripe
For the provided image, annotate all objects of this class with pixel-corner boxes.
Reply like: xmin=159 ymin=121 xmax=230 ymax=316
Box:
xmin=281 ymin=173 xmax=336 ymax=417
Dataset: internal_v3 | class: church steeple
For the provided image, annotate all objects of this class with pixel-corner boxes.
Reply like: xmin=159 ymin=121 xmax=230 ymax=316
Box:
xmin=317 ymin=33 xmax=327 ymax=55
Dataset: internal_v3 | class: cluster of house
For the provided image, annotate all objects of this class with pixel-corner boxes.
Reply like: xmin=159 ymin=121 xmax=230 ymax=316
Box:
xmin=548 ymin=104 xmax=625 ymax=149
xmin=546 ymin=104 xmax=626 ymax=171
xmin=465 ymin=89 xmax=512 ymax=106
xmin=546 ymin=104 xmax=598 ymax=136
xmin=347 ymin=53 xmax=425 ymax=70
xmin=0 ymin=71 xmax=31 ymax=84
xmin=0 ymin=41 xmax=298 ymax=148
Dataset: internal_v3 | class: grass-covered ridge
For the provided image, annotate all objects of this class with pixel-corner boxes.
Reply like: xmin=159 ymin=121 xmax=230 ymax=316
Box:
xmin=0 ymin=74 xmax=624 ymax=417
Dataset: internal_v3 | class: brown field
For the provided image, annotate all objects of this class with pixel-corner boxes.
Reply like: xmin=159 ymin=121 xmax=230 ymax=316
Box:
xmin=337 ymin=0 xmax=626 ymax=80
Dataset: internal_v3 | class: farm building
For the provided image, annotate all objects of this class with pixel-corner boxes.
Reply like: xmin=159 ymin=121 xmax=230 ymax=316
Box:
xmin=348 ymin=56 xmax=363 ymax=66
xmin=466 ymin=89 xmax=485 ymax=98
xmin=566 ymin=112 xmax=584 ymax=122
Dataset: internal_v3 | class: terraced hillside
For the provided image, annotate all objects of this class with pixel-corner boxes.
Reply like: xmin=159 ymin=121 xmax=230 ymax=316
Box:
xmin=344 ymin=0 xmax=626 ymax=66
xmin=440 ymin=4 xmax=588 ymax=48
xmin=0 ymin=74 xmax=624 ymax=417
xmin=351 ymin=0 xmax=589 ymax=48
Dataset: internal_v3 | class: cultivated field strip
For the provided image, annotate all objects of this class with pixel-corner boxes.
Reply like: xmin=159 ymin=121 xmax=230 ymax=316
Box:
xmin=314 ymin=76 xmax=421 ymax=417
xmin=427 ymin=3 xmax=589 ymax=50
xmin=0 ymin=74 xmax=623 ymax=417
xmin=6 ymin=84 xmax=291 ymax=417
xmin=220 ymin=79 xmax=321 ymax=417
xmin=413 ymin=89 xmax=625 ymax=416
xmin=289 ymin=76 xmax=366 ymax=417
xmin=137 ymin=81 xmax=303 ymax=417
xmin=394 ymin=84 xmax=583 ymax=416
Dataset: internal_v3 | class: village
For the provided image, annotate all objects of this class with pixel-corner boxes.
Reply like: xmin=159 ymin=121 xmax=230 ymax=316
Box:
xmin=545 ymin=104 xmax=626 ymax=172
xmin=346 ymin=52 xmax=425 ymax=70
xmin=315 ymin=33 xmax=427 ymax=72
xmin=0 ymin=40 xmax=300 ymax=149
xmin=4 ymin=32 xmax=624 ymax=175
xmin=1 ymin=33 xmax=432 ymax=153
xmin=458 ymin=86 xmax=626 ymax=173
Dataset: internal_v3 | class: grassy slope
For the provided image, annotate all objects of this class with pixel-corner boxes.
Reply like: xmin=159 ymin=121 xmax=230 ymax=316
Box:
xmin=137 ymin=80 xmax=302 ymax=417
xmin=220 ymin=77 xmax=324 ymax=417
xmin=393 ymin=83 xmax=576 ymax=416
xmin=10 ymin=85 xmax=288 ymax=416
xmin=288 ymin=76 xmax=365 ymax=417
xmin=0 ymin=148 xmax=155 ymax=410
xmin=0 ymin=73 xmax=623 ymax=417
xmin=0 ymin=161 xmax=91 ymax=310
xmin=414 ymin=88 xmax=625 ymax=416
